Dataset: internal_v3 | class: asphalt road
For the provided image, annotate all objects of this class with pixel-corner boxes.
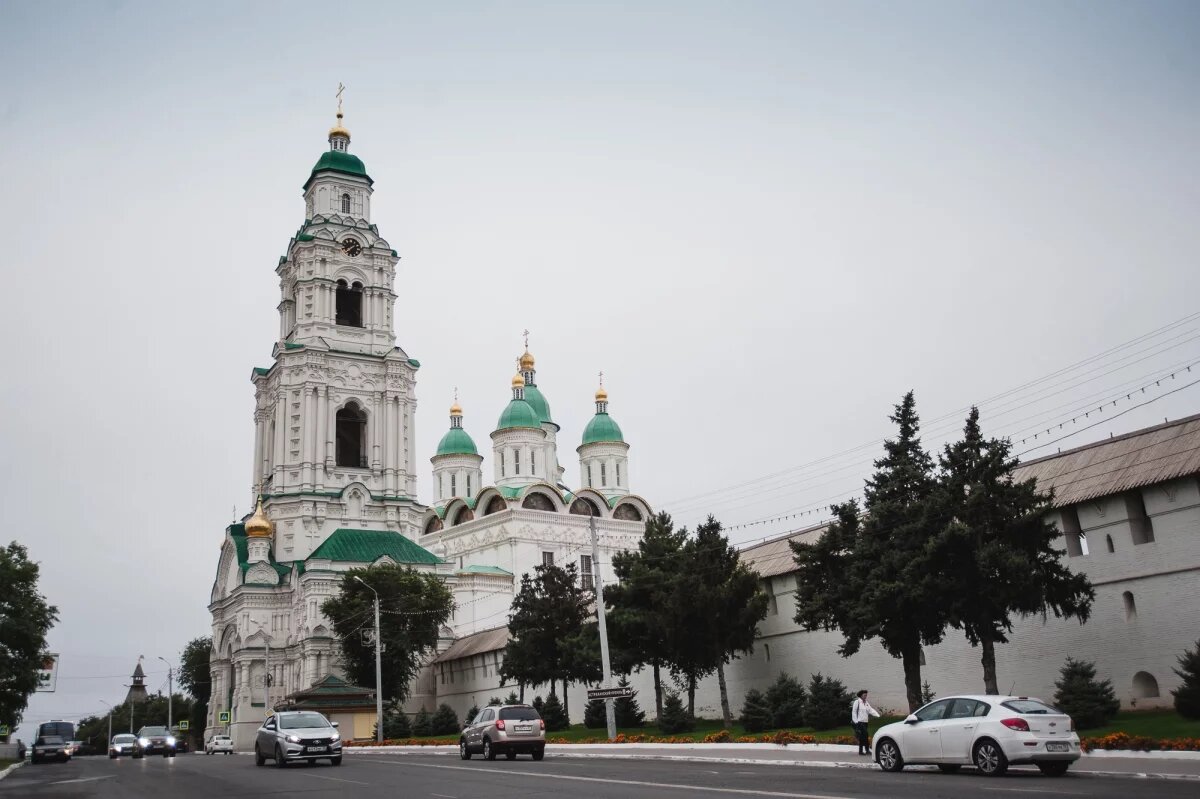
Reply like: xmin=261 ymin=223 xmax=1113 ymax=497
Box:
xmin=3 ymin=751 xmax=1195 ymax=799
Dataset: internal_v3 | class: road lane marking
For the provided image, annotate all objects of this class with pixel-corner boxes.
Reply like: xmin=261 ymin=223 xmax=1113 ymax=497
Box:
xmin=303 ymin=773 xmax=370 ymax=786
xmin=48 ymin=776 xmax=117 ymax=786
xmin=993 ymin=789 xmax=1085 ymax=795
xmin=362 ymin=759 xmax=864 ymax=799
xmin=431 ymin=794 xmax=457 ymax=798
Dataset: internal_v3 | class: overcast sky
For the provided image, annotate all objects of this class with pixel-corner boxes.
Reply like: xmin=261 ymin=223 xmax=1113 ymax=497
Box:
xmin=3 ymin=0 xmax=1198 ymax=740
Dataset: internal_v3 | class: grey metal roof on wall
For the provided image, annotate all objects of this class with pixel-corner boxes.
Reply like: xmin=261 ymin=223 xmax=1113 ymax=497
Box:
xmin=1012 ymin=412 xmax=1200 ymax=507
xmin=737 ymin=521 xmax=828 ymax=579
xmin=434 ymin=625 xmax=510 ymax=663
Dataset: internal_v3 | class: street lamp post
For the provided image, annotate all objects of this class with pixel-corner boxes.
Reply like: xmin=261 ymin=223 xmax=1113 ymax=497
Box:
xmin=99 ymin=700 xmax=113 ymax=749
xmin=353 ymin=575 xmax=384 ymax=743
xmin=157 ymin=657 xmax=174 ymax=732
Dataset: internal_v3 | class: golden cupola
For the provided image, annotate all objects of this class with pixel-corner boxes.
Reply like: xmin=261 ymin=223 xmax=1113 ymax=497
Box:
xmin=245 ymin=497 xmax=273 ymax=538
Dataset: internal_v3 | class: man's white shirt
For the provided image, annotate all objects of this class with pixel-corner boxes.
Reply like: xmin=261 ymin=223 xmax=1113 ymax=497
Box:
xmin=851 ymin=698 xmax=880 ymax=723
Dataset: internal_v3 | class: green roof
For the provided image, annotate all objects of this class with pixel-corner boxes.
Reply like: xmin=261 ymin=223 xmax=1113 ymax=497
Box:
xmin=283 ymin=342 xmax=303 ymax=350
xmin=498 ymin=486 xmax=523 ymax=499
xmin=308 ymin=528 xmax=440 ymax=565
xmin=523 ymin=384 xmax=553 ymax=425
xmin=407 ymin=358 xmax=421 ymax=368
xmin=458 ymin=565 xmax=513 ymax=576
xmin=436 ymin=426 xmax=479 ymax=456
xmin=496 ymin=398 xmax=541 ymax=430
xmin=253 ymin=367 xmax=270 ymax=376
xmin=229 ymin=523 xmax=292 ymax=581
xmin=304 ymin=150 xmax=373 ymax=190
xmin=582 ymin=412 xmax=624 ymax=444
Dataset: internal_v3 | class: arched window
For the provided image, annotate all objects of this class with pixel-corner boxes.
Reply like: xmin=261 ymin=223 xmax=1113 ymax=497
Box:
xmin=522 ymin=493 xmax=555 ymax=511
xmin=424 ymin=517 xmax=443 ymax=535
xmin=1106 ymin=534 xmax=1115 ymax=553
xmin=335 ymin=402 xmax=367 ymax=467
xmin=614 ymin=504 xmax=643 ymax=522
xmin=570 ymin=497 xmax=600 ymax=516
xmin=1123 ymin=591 xmax=1137 ymax=620
xmin=341 ymin=193 xmax=351 ymax=213
xmin=484 ymin=495 xmax=507 ymax=516
xmin=1132 ymin=671 xmax=1160 ymax=699
xmin=452 ymin=507 xmax=474 ymax=525
xmin=335 ymin=279 xmax=363 ymax=327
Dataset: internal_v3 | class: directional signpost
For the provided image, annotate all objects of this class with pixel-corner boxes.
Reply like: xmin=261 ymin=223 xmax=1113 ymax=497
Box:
xmin=587 ymin=686 xmax=634 ymax=701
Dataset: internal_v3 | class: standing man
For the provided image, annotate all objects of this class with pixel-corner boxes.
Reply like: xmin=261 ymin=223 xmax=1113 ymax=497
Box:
xmin=851 ymin=689 xmax=880 ymax=755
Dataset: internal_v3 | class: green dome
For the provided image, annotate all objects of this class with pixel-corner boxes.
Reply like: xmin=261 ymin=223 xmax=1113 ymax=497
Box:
xmin=435 ymin=427 xmax=478 ymax=457
xmin=497 ymin=399 xmax=542 ymax=430
xmin=523 ymin=384 xmax=554 ymax=425
xmin=582 ymin=412 xmax=624 ymax=444
xmin=303 ymin=150 xmax=373 ymax=190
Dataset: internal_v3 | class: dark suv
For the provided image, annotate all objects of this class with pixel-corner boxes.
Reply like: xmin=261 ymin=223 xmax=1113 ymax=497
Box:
xmin=134 ymin=725 xmax=176 ymax=758
xmin=460 ymin=704 xmax=546 ymax=761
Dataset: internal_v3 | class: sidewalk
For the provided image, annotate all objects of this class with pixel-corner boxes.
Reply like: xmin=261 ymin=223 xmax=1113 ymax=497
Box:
xmin=344 ymin=742 xmax=1200 ymax=779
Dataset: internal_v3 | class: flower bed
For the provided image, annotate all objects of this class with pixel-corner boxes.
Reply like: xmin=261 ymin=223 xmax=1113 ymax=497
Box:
xmin=1080 ymin=732 xmax=1200 ymax=752
xmin=346 ymin=737 xmax=457 ymax=747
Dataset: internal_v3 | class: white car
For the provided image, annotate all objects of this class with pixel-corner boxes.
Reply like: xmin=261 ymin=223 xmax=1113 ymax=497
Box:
xmin=205 ymin=735 xmax=234 ymax=755
xmin=873 ymin=695 xmax=1081 ymax=777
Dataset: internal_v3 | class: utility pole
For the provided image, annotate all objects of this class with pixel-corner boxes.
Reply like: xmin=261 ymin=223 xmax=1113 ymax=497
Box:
xmin=354 ymin=576 xmax=384 ymax=743
xmin=588 ymin=511 xmax=617 ymax=741
xmin=100 ymin=700 xmax=113 ymax=748
xmin=158 ymin=657 xmax=174 ymax=732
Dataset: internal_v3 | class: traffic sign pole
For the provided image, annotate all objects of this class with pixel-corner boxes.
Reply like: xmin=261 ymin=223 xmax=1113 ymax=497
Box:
xmin=588 ymin=512 xmax=617 ymax=741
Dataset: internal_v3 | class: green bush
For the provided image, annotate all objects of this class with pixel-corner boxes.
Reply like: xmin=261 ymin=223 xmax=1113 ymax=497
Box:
xmin=504 ymin=692 xmax=519 ymax=705
xmin=920 ymin=680 xmax=936 ymax=705
xmin=488 ymin=696 xmax=503 ymax=706
xmin=658 ymin=690 xmax=694 ymax=734
xmin=615 ymin=676 xmax=646 ymax=728
xmin=540 ymin=692 xmax=570 ymax=732
xmin=740 ymin=689 xmax=774 ymax=733
xmin=805 ymin=673 xmax=850 ymax=731
xmin=377 ymin=704 xmax=411 ymax=739
xmin=1172 ymin=640 xmax=1200 ymax=720
xmin=411 ymin=706 xmax=433 ymax=737
xmin=765 ymin=672 xmax=806 ymax=728
xmin=465 ymin=704 xmax=480 ymax=725
xmin=1053 ymin=658 xmax=1120 ymax=730
xmin=531 ymin=695 xmax=545 ymax=716
xmin=431 ymin=703 xmax=460 ymax=735
xmin=583 ymin=699 xmax=606 ymax=729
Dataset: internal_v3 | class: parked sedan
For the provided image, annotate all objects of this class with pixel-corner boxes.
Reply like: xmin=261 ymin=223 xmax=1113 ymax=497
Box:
xmin=254 ymin=711 xmax=342 ymax=767
xmin=205 ymin=735 xmax=234 ymax=755
xmin=873 ymin=695 xmax=1081 ymax=777
xmin=109 ymin=733 xmax=138 ymax=758
xmin=31 ymin=735 xmax=72 ymax=764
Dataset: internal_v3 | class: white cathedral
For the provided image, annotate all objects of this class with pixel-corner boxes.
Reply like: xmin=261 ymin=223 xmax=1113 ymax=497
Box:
xmin=206 ymin=108 xmax=651 ymax=746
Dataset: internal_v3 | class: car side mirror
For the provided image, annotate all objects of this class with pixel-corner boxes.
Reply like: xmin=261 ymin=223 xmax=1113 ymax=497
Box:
xmin=904 ymin=714 xmax=919 ymax=724
xmin=331 ymin=721 xmax=339 ymax=728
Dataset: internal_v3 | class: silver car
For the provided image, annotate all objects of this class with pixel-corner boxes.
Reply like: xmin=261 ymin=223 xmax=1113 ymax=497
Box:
xmin=460 ymin=704 xmax=546 ymax=761
xmin=254 ymin=711 xmax=343 ymax=767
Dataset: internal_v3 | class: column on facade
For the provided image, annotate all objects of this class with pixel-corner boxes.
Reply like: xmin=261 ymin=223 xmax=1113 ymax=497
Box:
xmin=381 ymin=391 xmax=392 ymax=494
xmin=389 ymin=395 xmax=401 ymax=496
xmin=316 ymin=386 xmax=328 ymax=490
xmin=272 ymin=390 xmax=286 ymax=488
xmin=300 ymin=386 xmax=312 ymax=490
xmin=404 ymin=400 xmax=415 ymax=496
xmin=252 ymin=412 xmax=264 ymax=493
xmin=371 ymin=391 xmax=383 ymax=472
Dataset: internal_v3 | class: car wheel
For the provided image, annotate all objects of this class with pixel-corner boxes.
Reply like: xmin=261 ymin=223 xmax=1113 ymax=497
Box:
xmin=505 ymin=751 xmax=517 ymax=761
xmin=876 ymin=739 xmax=904 ymax=772
xmin=459 ymin=739 xmax=471 ymax=760
xmin=254 ymin=745 xmax=266 ymax=767
xmin=937 ymin=764 xmax=962 ymax=774
xmin=1038 ymin=762 xmax=1069 ymax=777
xmin=973 ymin=739 xmax=1008 ymax=777
xmin=532 ymin=747 xmax=545 ymax=761
xmin=109 ymin=753 xmax=117 ymax=759
xmin=274 ymin=745 xmax=288 ymax=768
xmin=483 ymin=739 xmax=496 ymax=761
xmin=330 ymin=756 xmax=342 ymax=766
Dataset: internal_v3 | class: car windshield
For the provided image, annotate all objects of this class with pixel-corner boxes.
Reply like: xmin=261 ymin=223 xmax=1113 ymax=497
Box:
xmin=499 ymin=707 xmax=541 ymax=721
xmin=279 ymin=713 xmax=330 ymax=729
xmin=215 ymin=736 xmax=231 ymax=742
xmin=1002 ymin=699 xmax=1061 ymax=715
xmin=113 ymin=735 xmax=137 ymax=743
xmin=39 ymin=736 xmax=65 ymax=745
xmin=139 ymin=726 xmax=169 ymax=736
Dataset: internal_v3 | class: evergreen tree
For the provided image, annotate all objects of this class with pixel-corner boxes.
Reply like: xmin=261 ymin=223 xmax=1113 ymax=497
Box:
xmin=764 ymin=672 xmax=806 ymax=729
xmin=411 ymin=706 xmax=433 ymax=737
xmin=502 ymin=692 xmax=518 ymax=705
xmin=465 ymin=704 xmax=480 ymax=725
xmin=583 ymin=698 xmax=607 ymax=729
xmin=1053 ymin=658 xmax=1120 ymax=730
xmin=540 ymin=692 xmax=569 ymax=732
xmin=531 ymin=695 xmax=545 ymax=716
xmin=606 ymin=512 xmax=689 ymax=721
xmin=657 ymin=690 xmax=694 ymax=734
xmin=740 ymin=689 xmax=774 ymax=733
xmin=1173 ymin=640 xmax=1200 ymax=719
xmin=804 ymin=673 xmax=850 ymax=731
xmin=321 ymin=565 xmax=454 ymax=703
xmin=380 ymin=704 xmax=411 ymax=739
xmin=177 ymin=636 xmax=212 ymax=749
xmin=793 ymin=392 xmax=950 ymax=711
xmin=920 ymin=680 xmax=936 ymax=705
xmin=431 ymin=703 xmax=459 ymax=735
xmin=937 ymin=407 xmax=1094 ymax=694
xmin=0 ymin=541 xmax=58 ymax=729
xmin=614 ymin=676 xmax=646 ymax=728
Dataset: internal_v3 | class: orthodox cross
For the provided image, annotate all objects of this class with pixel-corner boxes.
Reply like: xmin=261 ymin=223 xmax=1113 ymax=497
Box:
xmin=336 ymin=82 xmax=345 ymax=114
xmin=598 ymin=370 xmax=604 ymax=387
xmin=522 ymin=329 xmax=530 ymax=349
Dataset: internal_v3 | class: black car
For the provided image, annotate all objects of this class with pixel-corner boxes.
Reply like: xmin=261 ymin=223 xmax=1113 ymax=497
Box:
xmin=134 ymin=725 xmax=177 ymax=758
xmin=31 ymin=735 xmax=71 ymax=764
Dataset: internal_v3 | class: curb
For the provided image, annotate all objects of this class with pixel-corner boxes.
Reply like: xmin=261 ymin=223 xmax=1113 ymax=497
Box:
xmin=0 ymin=761 xmax=24 ymax=781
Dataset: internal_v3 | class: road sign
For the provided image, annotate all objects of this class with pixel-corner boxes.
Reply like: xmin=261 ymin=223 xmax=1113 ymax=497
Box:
xmin=218 ymin=711 xmax=231 ymax=724
xmin=0 ymin=724 xmax=9 ymax=737
xmin=178 ymin=720 xmax=189 ymax=730
xmin=587 ymin=686 xmax=634 ymax=701
xmin=36 ymin=653 xmax=60 ymax=692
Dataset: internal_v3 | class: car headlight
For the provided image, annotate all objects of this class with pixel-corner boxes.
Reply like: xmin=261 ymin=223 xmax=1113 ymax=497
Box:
xmin=330 ymin=734 xmax=340 ymax=743
xmin=139 ymin=738 xmax=150 ymax=747
xmin=166 ymin=736 xmax=176 ymax=745
xmin=285 ymin=735 xmax=301 ymax=743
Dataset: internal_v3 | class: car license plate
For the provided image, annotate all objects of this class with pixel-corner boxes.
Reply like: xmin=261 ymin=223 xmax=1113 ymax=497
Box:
xmin=1046 ymin=742 xmax=1069 ymax=752
xmin=515 ymin=725 xmax=532 ymax=732
xmin=306 ymin=745 xmax=327 ymax=752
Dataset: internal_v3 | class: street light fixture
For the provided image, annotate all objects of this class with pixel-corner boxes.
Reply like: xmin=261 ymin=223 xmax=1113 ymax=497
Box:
xmin=353 ymin=575 xmax=384 ymax=743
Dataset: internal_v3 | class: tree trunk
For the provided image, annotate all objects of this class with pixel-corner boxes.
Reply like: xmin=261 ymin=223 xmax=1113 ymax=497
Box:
xmin=902 ymin=642 xmax=923 ymax=713
xmin=519 ymin=683 xmax=525 ymax=702
xmin=652 ymin=661 xmax=663 ymax=721
xmin=563 ymin=679 xmax=570 ymax=720
xmin=687 ymin=673 xmax=696 ymax=718
xmin=980 ymin=634 xmax=999 ymax=695
xmin=717 ymin=662 xmax=732 ymax=728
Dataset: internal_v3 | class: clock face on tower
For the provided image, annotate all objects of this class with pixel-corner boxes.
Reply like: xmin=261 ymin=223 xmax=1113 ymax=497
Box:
xmin=341 ymin=238 xmax=362 ymax=257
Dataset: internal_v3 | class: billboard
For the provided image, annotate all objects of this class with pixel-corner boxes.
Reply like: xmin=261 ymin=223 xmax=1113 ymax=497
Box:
xmin=36 ymin=653 xmax=60 ymax=692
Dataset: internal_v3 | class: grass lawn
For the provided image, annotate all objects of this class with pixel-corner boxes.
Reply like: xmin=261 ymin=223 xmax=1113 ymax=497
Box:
xmin=1082 ymin=709 xmax=1200 ymax=740
xmin=545 ymin=715 xmax=906 ymax=743
xmin=0 ymin=758 xmax=16 ymax=769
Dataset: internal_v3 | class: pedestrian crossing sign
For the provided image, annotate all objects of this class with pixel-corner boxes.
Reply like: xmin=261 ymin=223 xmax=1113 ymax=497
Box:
xmin=218 ymin=711 xmax=231 ymax=724
xmin=179 ymin=720 xmax=189 ymax=730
